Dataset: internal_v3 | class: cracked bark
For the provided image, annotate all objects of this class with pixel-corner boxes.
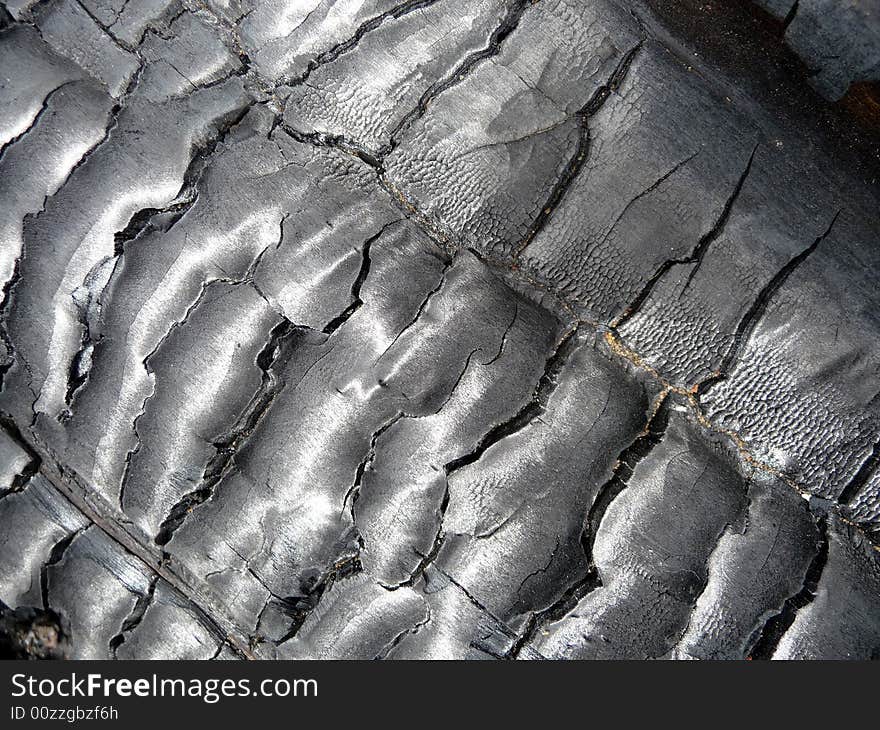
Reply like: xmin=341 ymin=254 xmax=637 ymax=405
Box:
xmin=373 ymin=605 xmax=431 ymax=660
xmin=839 ymin=435 xmax=880 ymax=505
xmin=507 ymin=391 xmax=671 ymax=658
xmin=384 ymin=328 xmax=583 ymax=590
xmin=6 ymin=381 xmax=270 ymax=659
xmin=321 ymin=221 xmax=401 ymax=335
xmin=0 ymin=413 xmax=41 ymax=497
xmin=280 ymin=122 xmax=383 ymax=171
xmin=271 ymin=122 xmax=454 ymax=252
xmin=513 ymin=40 xmax=645 ymax=259
xmin=376 ymin=0 xmax=536 ymax=159
xmin=345 ymin=412 xmax=405 ymax=524
xmin=670 ymin=486 xmax=753 ymax=659
xmin=481 ymin=302 xmax=518 ymax=366
xmin=0 ymin=79 xmax=78 ymax=164
xmin=0 ymin=104 xmax=122 ymax=395
xmin=516 ymin=538 xmax=561 ymax=594
xmin=2 ymin=0 xmax=879 ymax=661
xmin=431 ymin=563 xmax=518 ymax=645
xmin=374 ymin=254 xmax=455 ymax=363
xmin=154 ymin=317 xmax=303 ymax=546
xmin=748 ymin=513 xmax=828 ymax=659
xmin=612 ymin=143 xmax=759 ymax=329
xmin=386 ymin=485 xmax=449 ymax=591
xmin=698 ymin=209 xmax=840 ymax=395
xmin=118 ymin=278 xmax=225 ymax=513
xmin=274 ymin=553 xmax=363 ymax=646
xmin=65 ymin=102 xmax=254 ymax=418
xmin=72 ymin=0 xmax=140 ymax=54
xmin=280 ymin=0 xmax=442 ymax=87
xmin=40 ymin=526 xmax=87 ymax=610
xmin=108 ymin=573 xmax=158 ymax=658
xmin=438 ymin=326 xmax=581 ymax=474
xmin=594 ymin=150 xmax=700 ymax=259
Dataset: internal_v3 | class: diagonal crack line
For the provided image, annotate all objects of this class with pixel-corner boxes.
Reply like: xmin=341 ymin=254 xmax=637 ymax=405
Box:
xmin=53 ymin=102 xmax=255 ymax=423
xmin=109 ymin=0 xmax=133 ymax=26
xmin=279 ymin=122 xmax=383 ymax=170
xmin=516 ymin=538 xmax=560 ymax=594
xmin=424 ymin=564 xmax=522 ymax=652
xmin=612 ymin=143 xmax=758 ymax=329
xmin=451 ymin=120 xmax=570 ymax=163
xmin=838 ymin=432 xmax=880 ymax=505
xmin=373 ymin=253 xmax=455 ymax=364
xmin=322 ymin=220 xmax=402 ymax=335
xmin=118 ymin=278 xmax=222 ymax=513
xmin=678 ymin=145 xmax=759 ymax=297
xmin=109 ymin=573 xmax=158 ymax=658
xmin=154 ymin=318 xmax=305 ymax=546
xmin=508 ymin=389 xmax=671 ymax=658
xmin=376 ymin=0 xmax=536 ymax=159
xmin=343 ymin=412 xmax=405 ymax=521
xmin=482 ymin=301 xmax=518 ymax=366
xmin=432 ymin=562 xmax=507 ymax=626
xmin=282 ymin=0 xmax=441 ymax=87
xmin=72 ymin=0 xmax=141 ymax=54
xmin=21 ymin=92 xmax=125 ymax=222
xmin=432 ymin=348 xmax=481 ymax=413
xmin=0 ymin=80 xmax=79 ymax=165
xmin=698 ymin=208 xmax=840 ymax=396
xmin=782 ymin=0 xmax=800 ymax=32
xmin=505 ymin=562 xmax=593 ymax=659
xmin=40 ymin=526 xmax=88 ymax=610
xmin=34 ymin=447 xmax=258 ymax=658
xmin=512 ymin=40 xmax=644 ymax=260
xmin=747 ymin=513 xmax=828 ymax=659
xmin=386 ymin=485 xmax=450 ymax=591
xmin=0 ymin=101 xmax=125 ymax=396
xmin=0 ymin=412 xmax=41 ymax=498
xmin=593 ymin=149 xmax=701 ymax=255
xmin=373 ymin=604 xmax=431 ymax=660
xmin=441 ymin=325 xmax=580 ymax=476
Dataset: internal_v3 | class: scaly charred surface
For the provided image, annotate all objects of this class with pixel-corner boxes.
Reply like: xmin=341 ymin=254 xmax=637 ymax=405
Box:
xmin=1 ymin=0 xmax=879 ymax=659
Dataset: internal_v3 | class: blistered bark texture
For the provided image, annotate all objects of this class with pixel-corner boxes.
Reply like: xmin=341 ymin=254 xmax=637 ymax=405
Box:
xmin=0 ymin=0 xmax=878 ymax=659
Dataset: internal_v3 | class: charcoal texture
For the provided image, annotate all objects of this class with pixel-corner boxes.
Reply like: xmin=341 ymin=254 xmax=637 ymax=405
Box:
xmin=0 ymin=0 xmax=878 ymax=660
